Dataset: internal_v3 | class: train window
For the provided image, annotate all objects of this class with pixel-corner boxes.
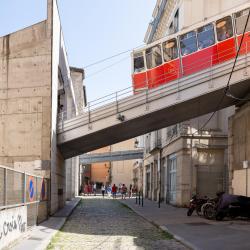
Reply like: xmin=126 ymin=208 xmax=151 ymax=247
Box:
xmin=197 ymin=23 xmax=215 ymax=49
xmin=162 ymin=39 xmax=178 ymax=62
xmin=146 ymin=44 xmax=163 ymax=69
xmin=235 ymin=8 xmax=250 ymax=34
xmin=134 ymin=52 xmax=145 ymax=73
xmin=216 ymin=16 xmax=233 ymax=42
xmin=180 ymin=31 xmax=197 ymax=56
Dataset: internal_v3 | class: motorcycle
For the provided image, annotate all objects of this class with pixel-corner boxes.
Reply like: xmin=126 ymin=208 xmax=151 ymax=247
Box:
xmin=202 ymin=192 xmax=225 ymax=220
xmin=187 ymin=195 xmax=208 ymax=216
xmin=216 ymin=193 xmax=250 ymax=220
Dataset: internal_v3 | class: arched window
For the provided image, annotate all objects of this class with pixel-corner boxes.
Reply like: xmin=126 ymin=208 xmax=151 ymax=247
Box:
xmin=162 ymin=39 xmax=178 ymax=62
xmin=235 ymin=8 xmax=250 ymax=34
xmin=146 ymin=44 xmax=163 ymax=69
xmin=216 ymin=16 xmax=233 ymax=42
xmin=197 ymin=23 xmax=215 ymax=49
xmin=180 ymin=31 xmax=198 ymax=56
xmin=133 ymin=52 xmax=145 ymax=73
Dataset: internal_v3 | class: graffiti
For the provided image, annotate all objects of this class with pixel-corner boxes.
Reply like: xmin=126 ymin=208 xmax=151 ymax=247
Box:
xmin=0 ymin=206 xmax=27 ymax=249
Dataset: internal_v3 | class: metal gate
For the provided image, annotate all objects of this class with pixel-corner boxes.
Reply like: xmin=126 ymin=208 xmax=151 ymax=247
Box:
xmin=196 ymin=165 xmax=224 ymax=197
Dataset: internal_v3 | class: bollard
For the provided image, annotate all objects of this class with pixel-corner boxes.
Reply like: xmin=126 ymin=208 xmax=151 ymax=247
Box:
xmin=139 ymin=191 xmax=141 ymax=205
xmin=136 ymin=192 xmax=138 ymax=204
xmin=142 ymin=191 xmax=143 ymax=207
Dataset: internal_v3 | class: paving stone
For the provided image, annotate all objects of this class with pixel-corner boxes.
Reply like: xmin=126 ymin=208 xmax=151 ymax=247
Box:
xmin=47 ymin=197 xmax=187 ymax=250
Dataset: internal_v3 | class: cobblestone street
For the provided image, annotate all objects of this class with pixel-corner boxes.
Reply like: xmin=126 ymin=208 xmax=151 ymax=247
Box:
xmin=47 ymin=197 xmax=187 ymax=250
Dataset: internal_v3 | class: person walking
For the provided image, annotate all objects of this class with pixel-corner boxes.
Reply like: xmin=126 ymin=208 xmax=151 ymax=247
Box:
xmin=93 ymin=183 xmax=97 ymax=196
xmin=101 ymin=184 xmax=106 ymax=198
xmin=112 ymin=184 xmax=117 ymax=199
xmin=121 ymin=184 xmax=127 ymax=199
xmin=129 ymin=184 xmax=133 ymax=198
xmin=84 ymin=184 xmax=88 ymax=196
xmin=107 ymin=185 xmax=112 ymax=198
xmin=87 ymin=183 xmax=91 ymax=196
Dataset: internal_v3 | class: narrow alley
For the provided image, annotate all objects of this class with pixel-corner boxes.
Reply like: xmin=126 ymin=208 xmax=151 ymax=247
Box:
xmin=47 ymin=197 xmax=187 ymax=250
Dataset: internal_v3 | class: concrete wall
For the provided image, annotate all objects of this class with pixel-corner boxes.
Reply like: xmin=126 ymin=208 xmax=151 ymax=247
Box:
xmin=0 ymin=0 xmax=81 ymax=215
xmin=229 ymin=103 xmax=250 ymax=196
xmin=0 ymin=20 xmax=51 ymax=174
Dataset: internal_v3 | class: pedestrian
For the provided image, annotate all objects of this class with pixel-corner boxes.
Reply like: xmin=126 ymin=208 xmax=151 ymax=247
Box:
xmin=129 ymin=184 xmax=133 ymax=198
xmin=112 ymin=184 xmax=117 ymax=199
xmin=121 ymin=184 xmax=127 ymax=199
xmin=101 ymin=184 xmax=106 ymax=198
xmin=87 ymin=183 xmax=91 ymax=195
xmin=107 ymin=185 xmax=112 ymax=197
xmin=93 ymin=183 xmax=97 ymax=196
xmin=84 ymin=184 xmax=88 ymax=196
xmin=119 ymin=183 xmax=122 ymax=195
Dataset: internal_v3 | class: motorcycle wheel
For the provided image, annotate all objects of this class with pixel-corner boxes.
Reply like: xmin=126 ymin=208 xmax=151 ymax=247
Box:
xmin=203 ymin=203 xmax=216 ymax=220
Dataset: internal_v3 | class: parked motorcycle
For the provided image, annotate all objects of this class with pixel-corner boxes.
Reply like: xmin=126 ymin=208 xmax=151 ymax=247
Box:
xmin=216 ymin=193 xmax=250 ymax=220
xmin=202 ymin=192 xmax=225 ymax=220
xmin=187 ymin=195 xmax=208 ymax=216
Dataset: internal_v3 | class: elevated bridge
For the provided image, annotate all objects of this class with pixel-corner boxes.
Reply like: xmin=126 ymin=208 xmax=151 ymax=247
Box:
xmin=79 ymin=150 xmax=144 ymax=164
xmin=58 ymin=54 xmax=250 ymax=159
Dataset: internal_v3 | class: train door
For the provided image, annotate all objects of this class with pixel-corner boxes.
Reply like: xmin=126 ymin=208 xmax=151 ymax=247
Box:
xmin=132 ymin=51 xmax=147 ymax=91
xmin=145 ymin=44 xmax=165 ymax=88
xmin=215 ymin=16 xmax=236 ymax=63
xmin=234 ymin=8 xmax=250 ymax=55
xmin=179 ymin=30 xmax=198 ymax=76
xmin=162 ymin=38 xmax=180 ymax=82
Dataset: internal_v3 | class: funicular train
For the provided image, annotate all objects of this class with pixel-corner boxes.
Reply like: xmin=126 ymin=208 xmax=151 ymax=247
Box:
xmin=132 ymin=4 xmax=250 ymax=92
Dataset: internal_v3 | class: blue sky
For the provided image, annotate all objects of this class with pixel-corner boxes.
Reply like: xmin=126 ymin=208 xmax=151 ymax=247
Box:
xmin=0 ymin=0 xmax=156 ymax=101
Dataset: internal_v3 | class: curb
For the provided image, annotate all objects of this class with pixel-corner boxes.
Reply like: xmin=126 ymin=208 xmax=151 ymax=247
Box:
xmin=119 ymin=200 xmax=195 ymax=250
xmin=12 ymin=198 xmax=81 ymax=250
xmin=42 ymin=198 xmax=81 ymax=250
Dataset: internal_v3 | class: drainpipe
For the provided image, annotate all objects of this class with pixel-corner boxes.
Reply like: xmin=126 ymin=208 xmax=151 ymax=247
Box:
xmin=158 ymin=148 xmax=162 ymax=208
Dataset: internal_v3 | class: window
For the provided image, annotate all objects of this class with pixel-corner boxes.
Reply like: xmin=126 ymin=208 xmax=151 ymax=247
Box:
xmin=180 ymin=31 xmax=198 ymax=56
xmin=134 ymin=52 xmax=145 ymax=73
xmin=169 ymin=22 xmax=174 ymax=35
xmin=163 ymin=39 xmax=178 ymax=62
xmin=197 ymin=23 xmax=215 ymax=49
xmin=146 ymin=44 xmax=163 ymax=69
xmin=216 ymin=16 xmax=233 ymax=42
xmin=174 ymin=9 xmax=179 ymax=33
xmin=235 ymin=8 xmax=250 ymax=34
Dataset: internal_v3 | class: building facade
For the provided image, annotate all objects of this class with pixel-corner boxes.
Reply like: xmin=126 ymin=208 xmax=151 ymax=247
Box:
xmin=110 ymin=139 xmax=136 ymax=188
xmin=141 ymin=0 xmax=250 ymax=206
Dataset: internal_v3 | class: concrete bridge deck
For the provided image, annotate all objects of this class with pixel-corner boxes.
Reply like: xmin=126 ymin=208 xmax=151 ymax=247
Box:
xmin=57 ymin=54 xmax=250 ymax=159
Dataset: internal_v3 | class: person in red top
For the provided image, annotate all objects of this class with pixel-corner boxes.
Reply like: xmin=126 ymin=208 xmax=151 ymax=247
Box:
xmin=112 ymin=184 xmax=117 ymax=199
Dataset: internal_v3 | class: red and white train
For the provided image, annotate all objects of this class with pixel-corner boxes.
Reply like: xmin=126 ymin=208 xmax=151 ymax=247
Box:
xmin=132 ymin=4 xmax=250 ymax=92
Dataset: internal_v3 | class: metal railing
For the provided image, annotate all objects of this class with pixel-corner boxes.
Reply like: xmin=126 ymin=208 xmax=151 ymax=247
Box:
xmin=0 ymin=165 xmax=49 ymax=227
xmin=57 ymin=42 xmax=250 ymax=131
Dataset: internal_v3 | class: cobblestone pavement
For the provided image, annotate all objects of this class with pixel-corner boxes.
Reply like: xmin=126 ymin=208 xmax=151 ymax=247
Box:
xmin=47 ymin=197 xmax=187 ymax=250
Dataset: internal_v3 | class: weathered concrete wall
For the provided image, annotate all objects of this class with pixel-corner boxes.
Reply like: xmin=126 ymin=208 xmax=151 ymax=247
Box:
xmin=229 ymin=103 xmax=250 ymax=196
xmin=0 ymin=0 xmax=80 ymax=215
xmin=0 ymin=21 xmax=51 ymax=175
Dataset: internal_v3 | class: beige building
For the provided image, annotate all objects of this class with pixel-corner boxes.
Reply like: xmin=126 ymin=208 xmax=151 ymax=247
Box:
xmin=229 ymin=103 xmax=250 ymax=196
xmin=0 ymin=0 xmax=85 ymax=216
xmin=90 ymin=146 xmax=111 ymax=185
xmin=111 ymin=139 xmax=136 ymax=188
xmin=141 ymin=0 xmax=250 ymax=206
